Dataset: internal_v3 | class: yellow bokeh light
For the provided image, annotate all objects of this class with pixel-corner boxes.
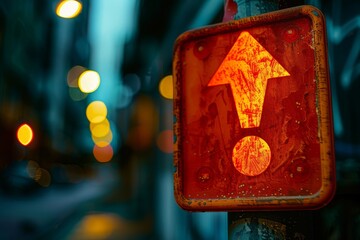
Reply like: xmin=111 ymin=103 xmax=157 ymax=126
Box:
xmin=73 ymin=214 xmax=120 ymax=238
xmin=86 ymin=101 xmax=107 ymax=123
xmin=17 ymin=124 xmax=33 ymax=146
xmin=159 ymin=75 xmax=173 ymax=99
xmin=93 ymin=145 xmax=113 ymax=163
xmin=56 ymin=0 xmax=82 ymax=19
xmin=92 ymin=129 xmax=113 ymax=147
xmin=78 ymin=70 xmax=101 ymax=93
xmin=90 ymin=119 xmax=110 ymax=138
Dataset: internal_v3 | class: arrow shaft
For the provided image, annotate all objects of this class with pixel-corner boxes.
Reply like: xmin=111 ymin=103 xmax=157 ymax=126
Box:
xmin=230 ymin=78 xmax=267 ymax=128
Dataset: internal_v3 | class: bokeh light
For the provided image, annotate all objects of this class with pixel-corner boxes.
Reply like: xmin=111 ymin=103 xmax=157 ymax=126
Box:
xmin=27 ymin=160 xmax=39 ymax=179
xmin=92 ymin=129 xmax=113 ymax=147
xmin=86 ymin=101 xmax=107 ymax=123
xmin=90 ymin=118 xmax=110 ymax=138
xmin=69 ymin=87 xmax=88 ymax=101
xmin=156 ymin=130 xmax=174 ymax=153
xmin=159 ymin=75 xmax=173 ymax=99
xmin=71 ymin=214 xmax=121 ymax=238
xmin=56 ymin=0 xmax=82 ymax=19
xmin=126 ymin=95 xmax=158 ymax=151
xmin=34 ymin=168 xmax=51 ymax=187
xmin=78 ymin=70 xmax=101 ymax=93
xmin=93 ymin=144 xmax=113 ymax=163
xmin=17 ymin=123 xmax=33 ymax=146
xmin=67 ymin=65 xmax=86 ymax=87
xmin=27 ymin=160 xmax=51 ymax=187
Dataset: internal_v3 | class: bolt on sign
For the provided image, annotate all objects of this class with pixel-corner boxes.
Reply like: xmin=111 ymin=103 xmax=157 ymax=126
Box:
xmin=173 ymin=6 xmax=336 ymax=211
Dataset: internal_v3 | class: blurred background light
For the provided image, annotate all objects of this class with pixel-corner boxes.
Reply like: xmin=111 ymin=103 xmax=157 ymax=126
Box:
xmin=78 ymin=70 xmax=101 ymax=93
xmin=17 ymin=123 xmax=33 ymax=146
xmin=92 ymin=129 xmax=113 ymax=147
xmin=93 ymin=144 xmax=113 ymax=163
xmin=90 ymin=118 xmax=110 ymax=138
xmin=67 ymin=65 xmax=86 ymax=88
xmin=69 ymin=214 xmax=128 ymax=239
xmin=87 ymin=0 xmax=135 ymax=112
xmin=34 ymin=168 xmax=52 ymax=187
xmin=156 ymin=130 xmax=173 ymax=154
xmin=159 ymin=75 xmax=173 ymax=100
xmin=126 ymin=95 xmax=159 ymax=151
xmin=56 ymin=0 xmax=83 ymax=19
xmin=86 ymin=101 xmax=107 ymax=123
xmin=26 ymin=160 xmax=52 ymax=187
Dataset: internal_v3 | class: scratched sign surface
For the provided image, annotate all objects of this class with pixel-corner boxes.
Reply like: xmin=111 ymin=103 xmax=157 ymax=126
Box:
xmin=173 ymin=6 xmax=335 ymax=211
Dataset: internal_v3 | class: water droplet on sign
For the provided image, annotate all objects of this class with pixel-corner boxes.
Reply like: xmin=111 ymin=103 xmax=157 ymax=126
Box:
xmin=196 ymin=167 xmax=213 ymax=183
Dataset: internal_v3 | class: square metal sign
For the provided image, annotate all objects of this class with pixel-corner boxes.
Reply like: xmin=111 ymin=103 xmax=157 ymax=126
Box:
xmin=173 ymin=6 xmax=335 ymax=211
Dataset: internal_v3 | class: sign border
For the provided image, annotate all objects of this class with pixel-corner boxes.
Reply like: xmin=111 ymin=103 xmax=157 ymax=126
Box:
xmin=173 ymin=5 xmax=336 ymax=211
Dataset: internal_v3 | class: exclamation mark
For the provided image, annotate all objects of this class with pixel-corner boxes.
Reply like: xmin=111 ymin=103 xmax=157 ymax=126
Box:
xmin=208 ymin=31 xmax=290 ymax=176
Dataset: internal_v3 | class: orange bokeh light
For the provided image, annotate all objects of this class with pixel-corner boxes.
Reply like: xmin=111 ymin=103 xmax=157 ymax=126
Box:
xmin=93 ymin=144 xmax=113 ymax=163
xmin=17 ymin=123 xmax=34 ymax=146
xmin=156 ymin=130 xmax=173 ymax=154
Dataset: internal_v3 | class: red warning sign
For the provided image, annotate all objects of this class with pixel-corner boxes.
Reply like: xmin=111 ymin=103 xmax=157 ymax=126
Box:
xmin=173 ymin=6 xmax=335 ymax=211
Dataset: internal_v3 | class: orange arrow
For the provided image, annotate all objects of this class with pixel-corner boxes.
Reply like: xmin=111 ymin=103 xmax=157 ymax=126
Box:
xmin=208 ymin=31 xmax=290 ymax=128
xmin=208 ymin=31 xmax=290 ymax=176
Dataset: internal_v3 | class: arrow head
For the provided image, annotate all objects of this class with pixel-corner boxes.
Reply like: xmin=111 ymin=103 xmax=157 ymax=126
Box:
xmin=208 ymin=31 xmax=290 ymax=128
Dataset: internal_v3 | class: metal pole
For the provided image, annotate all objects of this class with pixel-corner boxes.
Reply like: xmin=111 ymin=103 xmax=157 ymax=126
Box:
xmin=222 ymin=0 xmax=317 ymax=239
xmin=223 ymin=0 xmax=305 ymax=21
